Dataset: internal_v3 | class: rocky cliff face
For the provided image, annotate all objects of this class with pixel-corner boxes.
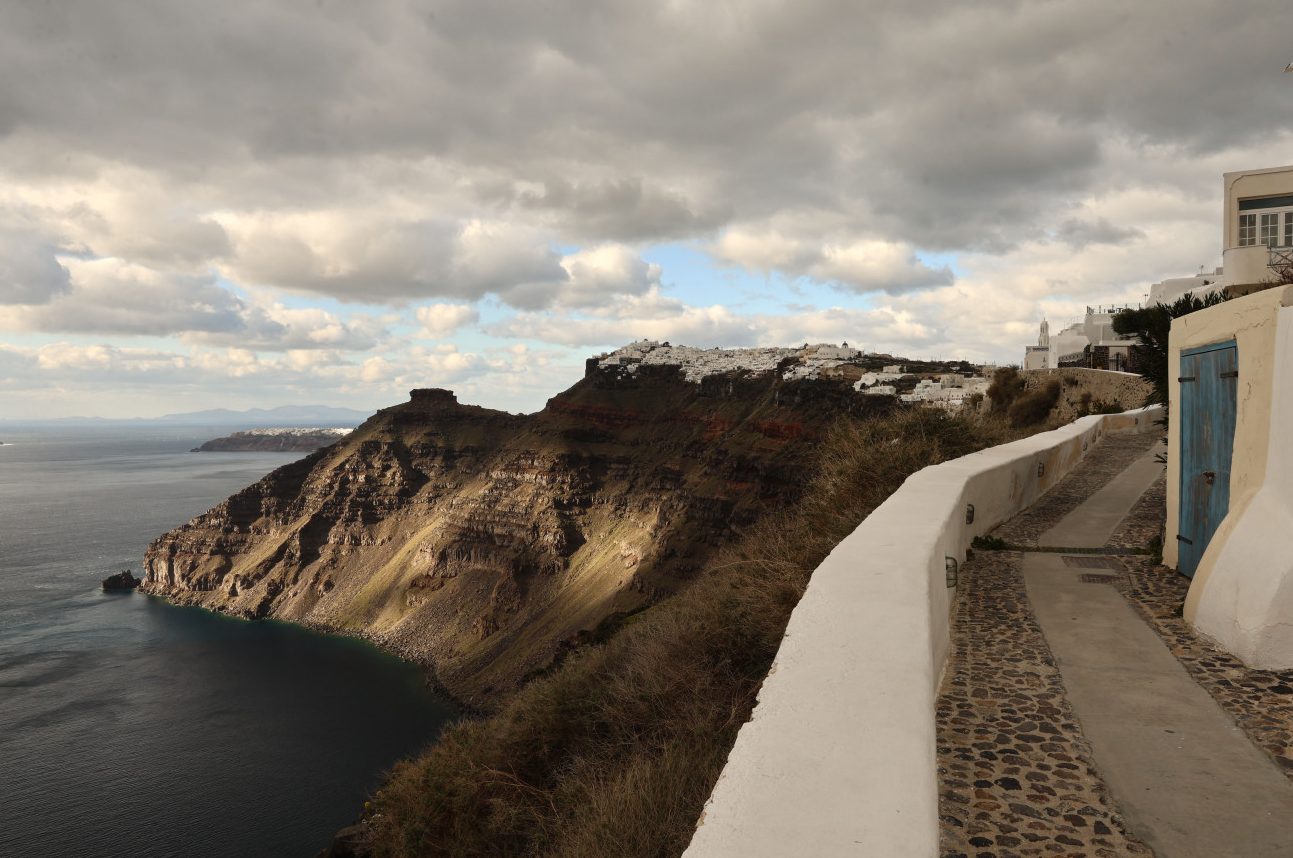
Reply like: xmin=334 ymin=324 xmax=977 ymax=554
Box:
xmin=143 ymin=357 xmax=890 ymax=704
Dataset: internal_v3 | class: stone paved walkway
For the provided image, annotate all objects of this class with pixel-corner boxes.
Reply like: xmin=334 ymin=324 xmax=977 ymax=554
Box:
xmin=1117 ymin=556 xmax=1293 ymax=780
xmin=939 ymin=430 xmax=1293 ymax=858
xmin=991 ymin=433 xmax=1158 ymax=548
xmin=937 ymin=549 xmax=1151 ymax=858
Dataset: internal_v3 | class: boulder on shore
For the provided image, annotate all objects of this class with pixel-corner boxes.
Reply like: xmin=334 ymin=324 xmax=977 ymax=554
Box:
xmin=102 ymin=570 xmax=141 ymax=591
xmin=316 ymin=822 xmax=374 ymax=858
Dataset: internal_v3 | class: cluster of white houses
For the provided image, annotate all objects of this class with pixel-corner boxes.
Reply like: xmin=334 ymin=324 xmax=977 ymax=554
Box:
xmin=594 ymin=342 xmax=993 ymax=410
xmin=1024 ymin=164 xmax=1293 ymax=371
xmin=856 ymin=371 xmax=991 ymax=409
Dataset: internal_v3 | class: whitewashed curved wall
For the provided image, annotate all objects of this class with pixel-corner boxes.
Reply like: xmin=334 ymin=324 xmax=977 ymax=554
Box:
xmin=684 ymin=406 xmax=1162 ymax=858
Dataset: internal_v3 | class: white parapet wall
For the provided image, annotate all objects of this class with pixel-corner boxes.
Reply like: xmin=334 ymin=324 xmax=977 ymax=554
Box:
xmin=684 ymin=406 xmax=1163 ymax=858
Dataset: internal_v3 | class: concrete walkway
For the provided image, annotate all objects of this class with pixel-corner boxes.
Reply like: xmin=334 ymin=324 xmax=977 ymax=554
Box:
xmin=1025 ymin=457 xmax=1293 ymax=857
xmin=1037 ymin=447 xmax=1163 ymax=549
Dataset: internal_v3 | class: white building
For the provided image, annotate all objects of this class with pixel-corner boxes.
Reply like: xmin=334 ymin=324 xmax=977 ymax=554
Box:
xmin=1023 ymin=307 xmax=1138 ymax=371
xmin=1029 ymin=165 xmax=1293 ymax=369
xmin=1220 ymin=164 xmax=1293 ymax=293
xmin=1147 ymin=268 xmax=1226 ymax=306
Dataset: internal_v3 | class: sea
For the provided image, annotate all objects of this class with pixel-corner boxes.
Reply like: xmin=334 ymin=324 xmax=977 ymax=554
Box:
xmin=0 ymin=425 xmax=458 ymax=858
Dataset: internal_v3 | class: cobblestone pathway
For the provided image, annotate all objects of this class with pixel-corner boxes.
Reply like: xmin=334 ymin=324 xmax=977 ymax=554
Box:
xmin=1100 ymin=464 xmax=1293 ymax=781
xmin=937 ymin=549 xmax=1151 ymax=858
xmin=941 ymin=428 xmax=1293 ymax=857
xmin=990 ymin=433 xmax=1159 ymax=547
xmin=1116 ymin=556 xmax=1293 ymax=780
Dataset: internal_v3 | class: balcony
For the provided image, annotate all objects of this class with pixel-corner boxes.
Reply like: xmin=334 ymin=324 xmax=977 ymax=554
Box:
xmin=1222 ymin=244 xmax=1293 ymax=290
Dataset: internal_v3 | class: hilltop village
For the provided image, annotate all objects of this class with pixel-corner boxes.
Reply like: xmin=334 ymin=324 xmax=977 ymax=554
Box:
xmin=592 ymin=340 xmax=994 ymax=409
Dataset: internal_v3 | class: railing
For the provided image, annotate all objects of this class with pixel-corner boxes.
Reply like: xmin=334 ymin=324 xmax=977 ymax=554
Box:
xmin=1270 ymin=247 xmax=1293 ymax=281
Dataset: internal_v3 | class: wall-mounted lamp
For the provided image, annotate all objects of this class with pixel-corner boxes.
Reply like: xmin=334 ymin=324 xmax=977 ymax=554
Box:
xmin=965 ymin=503 xmax=975 ymax=525
xmin=945 ymin=556 xmax=959 ymax=588
xmin=1037 ymin=461 xmax=1046 ymax=478
xmin=1082 ymin=440 xmax=1088 ymax=452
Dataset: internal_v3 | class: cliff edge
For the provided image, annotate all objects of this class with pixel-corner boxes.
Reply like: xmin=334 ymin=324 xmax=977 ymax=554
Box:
xmin=142 ymin=344 xmax=898 ymax=704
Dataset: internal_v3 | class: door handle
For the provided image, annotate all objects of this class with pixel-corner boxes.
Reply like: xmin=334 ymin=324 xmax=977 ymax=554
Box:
xmin=1203 ymin=470 xmax=1216 ymax=485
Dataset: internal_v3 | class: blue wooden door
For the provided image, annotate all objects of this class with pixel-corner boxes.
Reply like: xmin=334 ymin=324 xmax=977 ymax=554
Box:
xmin=1177 ymin=341 xmax=1238 ymax=578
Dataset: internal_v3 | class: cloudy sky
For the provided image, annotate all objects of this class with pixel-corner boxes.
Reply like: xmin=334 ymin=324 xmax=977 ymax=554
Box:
xmin=2 ymin=0 xmax=1291 ymax=418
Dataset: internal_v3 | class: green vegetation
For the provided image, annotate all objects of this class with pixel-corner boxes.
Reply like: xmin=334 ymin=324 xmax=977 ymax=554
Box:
xmin=365 ymin=408 xmax=1026 ymax=858
xmin=1112 ymin=292 xmax=1228 ymax=409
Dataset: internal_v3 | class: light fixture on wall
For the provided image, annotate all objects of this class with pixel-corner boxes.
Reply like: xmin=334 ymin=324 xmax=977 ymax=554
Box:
xmin=965 ymin=503 xmax=975 ymax=525
xmin=945 ymin=556 xmax=958 ymax=588
xmin=1037 ymin=461 xmax=1046 ymax=478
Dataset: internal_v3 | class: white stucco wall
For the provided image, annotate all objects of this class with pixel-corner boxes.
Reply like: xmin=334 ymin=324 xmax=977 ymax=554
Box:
xmin=1049 ymin=324 xmax=1088 ymax=367
xmin=684 ymin=407 xmax=1162 ymax=858
xmin=1176 ymin=286 xmax=1293 ymax=667
xmin=1222 ymin=165 xmax=1293 ymax=251
xmin=1148 ymin=271 xmax=1225 ymax=307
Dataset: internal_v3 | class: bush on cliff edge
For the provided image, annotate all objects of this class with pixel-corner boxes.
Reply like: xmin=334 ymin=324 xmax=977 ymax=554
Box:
xmin=1007 ymin=379 xmax=1062 ymax=428
xmin=365 ymin=408 xmax=1022 ymax=858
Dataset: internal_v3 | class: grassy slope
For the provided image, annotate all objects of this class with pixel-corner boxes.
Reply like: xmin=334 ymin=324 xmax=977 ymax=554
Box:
xmin=364 ymin=408 xmax=1024 ymax=858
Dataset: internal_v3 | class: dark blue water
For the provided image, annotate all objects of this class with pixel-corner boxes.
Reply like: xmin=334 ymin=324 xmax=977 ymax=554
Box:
xmin=0 ymin=426 xmax=457 ymax=858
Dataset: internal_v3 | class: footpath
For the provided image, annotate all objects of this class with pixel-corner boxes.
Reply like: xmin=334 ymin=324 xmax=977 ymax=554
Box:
xmin=938 ymin=432 xmax=1293 ymax=858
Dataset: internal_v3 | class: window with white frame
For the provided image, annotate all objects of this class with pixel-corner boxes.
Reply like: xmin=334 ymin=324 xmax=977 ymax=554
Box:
xmin=1261 ymin=213 xmax=1281 ymax=246
xmin=1238 ymin=195 xmax=1293 ymax=248
xmin=1239 ymin=213 xmax=1256 ymax=246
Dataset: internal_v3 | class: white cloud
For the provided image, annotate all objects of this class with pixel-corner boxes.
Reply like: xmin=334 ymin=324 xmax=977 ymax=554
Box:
xmin=714 ymin=229 xmax=954 ymax=294
xmin=0 ymin=257 xmax=387 ymax=351
xmin=415 ymin=303 xmax=480 ymax=337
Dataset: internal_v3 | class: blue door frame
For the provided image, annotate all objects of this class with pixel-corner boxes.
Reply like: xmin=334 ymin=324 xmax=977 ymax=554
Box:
xmin=1177 ymin=340 xmax=1239 ymax=578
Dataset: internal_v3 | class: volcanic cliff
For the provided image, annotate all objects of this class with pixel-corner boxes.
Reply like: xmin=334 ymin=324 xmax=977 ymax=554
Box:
xmin=143 ymin=346 xmax=895 ymax=704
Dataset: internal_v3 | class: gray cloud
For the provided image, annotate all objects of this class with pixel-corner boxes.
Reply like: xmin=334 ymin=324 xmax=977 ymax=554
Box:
xmin=2 ymin=0 xmax=1293 ymax=418
xmin=2 ymin=0 xmax=1287 ymax=260
xmin=515 ymin=177 xmax=729 ymax=242
xmin=1055 ymin=217 xmax=1144 ymax=249
xmin=2 ymin=258 xmax=386 ymax=350
xmin=0 ymin=229 xmax=71 ymax=304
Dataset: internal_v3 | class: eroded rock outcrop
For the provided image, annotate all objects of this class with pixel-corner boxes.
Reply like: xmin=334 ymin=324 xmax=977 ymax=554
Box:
xmin=143 ymin=358 xmax=894 ymax=704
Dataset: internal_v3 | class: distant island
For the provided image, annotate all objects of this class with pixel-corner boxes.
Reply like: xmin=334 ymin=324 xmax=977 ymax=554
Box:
xmin=191 ymin=427 xmax=353 ymax=453
xmin=3 ymin=403 xmax=372 ymax=428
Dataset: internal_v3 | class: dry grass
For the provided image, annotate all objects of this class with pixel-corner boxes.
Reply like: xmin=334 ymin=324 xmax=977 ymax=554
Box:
xmin=365 ymin=408 xmax=1023 ymax=858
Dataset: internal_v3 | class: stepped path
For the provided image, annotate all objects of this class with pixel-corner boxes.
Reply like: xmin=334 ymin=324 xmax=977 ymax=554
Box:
xmin=939 ymin=432 xmax=1293 ymax=858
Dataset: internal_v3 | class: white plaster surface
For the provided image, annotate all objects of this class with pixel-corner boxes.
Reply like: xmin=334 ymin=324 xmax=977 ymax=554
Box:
xmin=683 ymin=407 xmax=1162 ymax=858
xmin=1188 ymin=302 xmax=1293 ymax=667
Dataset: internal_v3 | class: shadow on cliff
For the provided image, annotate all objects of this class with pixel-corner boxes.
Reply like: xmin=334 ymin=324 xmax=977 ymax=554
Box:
xmin=354 ymin=407 xmax=1027 ymax=858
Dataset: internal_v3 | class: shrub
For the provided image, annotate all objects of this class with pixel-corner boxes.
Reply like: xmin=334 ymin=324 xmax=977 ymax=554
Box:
xmin=1112 ymin=291 xmax=1228 ymax=410
xmin=1006 ymin=380 xmax=1061 ymax=427
xmin=363 ymin=408 xmax=1026 ymax=858
xmin=986 ymin=366 xmax=1027 ymax=414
